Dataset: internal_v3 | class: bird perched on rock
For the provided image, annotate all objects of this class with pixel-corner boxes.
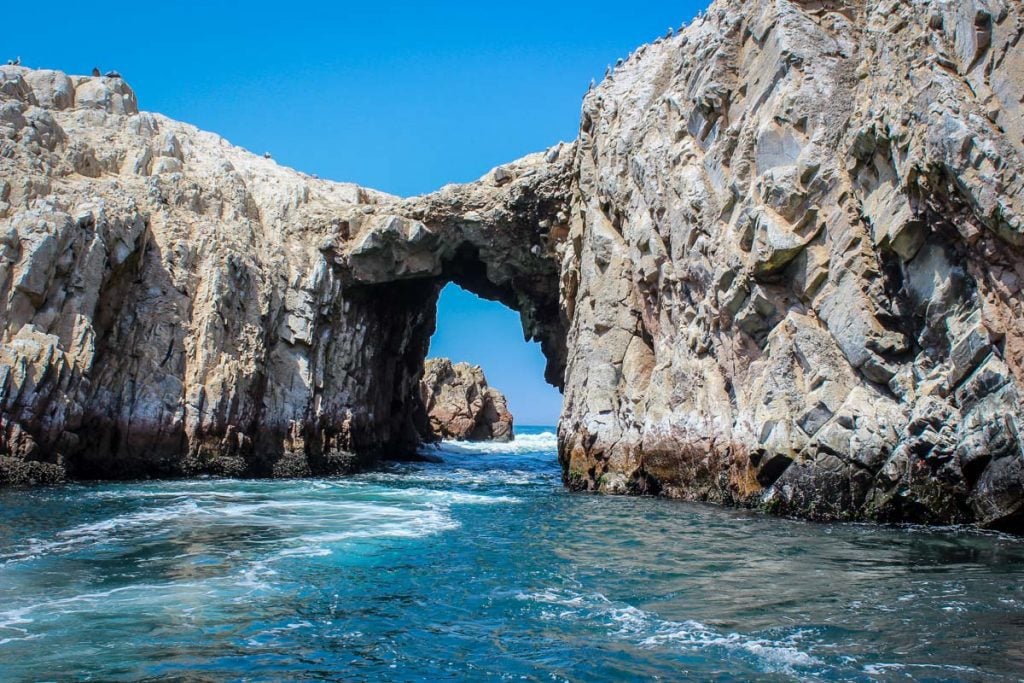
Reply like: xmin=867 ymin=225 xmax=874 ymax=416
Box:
xmin=666 ymin=27 xmax=674 ymax=38
xmin=263 ymin=152 xmax=272 ymax=159
xmin=6 ymin=57 xmax=21 ymax=66
xmin=104 ymin=70 xmax=121 ymax=79
xmin=588 ymin=78 xmax=596 ymax=92
xmin=91 ymin=67 xmax=101 ymax=77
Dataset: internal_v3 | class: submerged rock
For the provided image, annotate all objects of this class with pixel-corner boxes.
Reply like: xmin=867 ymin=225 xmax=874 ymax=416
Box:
xmin=419 ymin=358 xmax=513 ymax=442
xmin=2 ymin=0 xmax=1024 ymax=531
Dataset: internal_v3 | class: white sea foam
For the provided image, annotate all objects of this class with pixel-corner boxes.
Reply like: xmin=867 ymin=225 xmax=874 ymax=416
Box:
xmin=0 ymin=500 xmax=206 ymax=566
xmin=368 ymin=487 xmax=520 ymax=505
xmin=433 ymin=431 xmax=559 ymax=455
xmin=2 ymin=485 xmax=492 ymax=570
xmin=363 ymin=469 xmax=547 ymax=488
xmin=517 ymin=587 xmax=823 ymax=675
xmin=863 ymin=662 xmax=982 ymax=675
xmin=0 ymin=583 xmax=205 ymax=628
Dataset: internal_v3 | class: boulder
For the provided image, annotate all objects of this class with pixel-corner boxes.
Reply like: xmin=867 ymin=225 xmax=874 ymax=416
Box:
xmin=419 ymin=358 xmax=514 ymax=442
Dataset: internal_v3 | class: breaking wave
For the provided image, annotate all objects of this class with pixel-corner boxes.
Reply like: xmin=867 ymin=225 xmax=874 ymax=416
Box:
xmin=432 ymin=430 xmax=559 ymax=455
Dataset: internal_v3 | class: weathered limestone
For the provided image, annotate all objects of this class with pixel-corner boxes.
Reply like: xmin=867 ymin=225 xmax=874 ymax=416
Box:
xmin=3 ymin=0 xmax=1024 ymax=531
xmin=0 ymin=67 xmax=437 ymax=482
xmin=419 ymin=358 xmax=513 ymax=442
xmin=0 ymin=66 xmax=564 ymax=485
xmin=557 ymin=0 xmax=1024 ymax=530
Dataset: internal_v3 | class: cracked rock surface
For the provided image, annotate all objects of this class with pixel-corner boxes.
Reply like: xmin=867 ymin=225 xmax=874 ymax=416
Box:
xmin=0 ymin=64 xmax=567 ymax=485
xmin=558 ymin=0 xmax=1024 ymax=530
xmin=2 ymin=0 xmax=1024 ymax=530
xmin=419 ymin=358 xmax=513 ymax=442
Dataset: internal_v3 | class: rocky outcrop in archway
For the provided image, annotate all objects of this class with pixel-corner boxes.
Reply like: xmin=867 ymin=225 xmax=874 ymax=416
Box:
xmin=419 ymin=358 xmax=514 ymax=442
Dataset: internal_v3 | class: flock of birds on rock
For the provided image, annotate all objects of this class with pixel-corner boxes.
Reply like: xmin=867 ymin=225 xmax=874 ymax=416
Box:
xmin=595 ymin=14 xmax=705 ymax=90
xmin=5 ymin=57 xmax=120 ymax=80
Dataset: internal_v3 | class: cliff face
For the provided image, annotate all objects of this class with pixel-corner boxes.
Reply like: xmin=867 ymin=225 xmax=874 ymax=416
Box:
xmin=0 ymin=66 xmax=440 ymax=483
xmin=558 ymin=0 xmax=1024 ymax=529
xmin=0 ymin=65 xmax=566 ymax=485
xmin=419 ymin=358 xmax=514 ymax=442
xmin=2 ymin=0 xmax=1024 ymax=529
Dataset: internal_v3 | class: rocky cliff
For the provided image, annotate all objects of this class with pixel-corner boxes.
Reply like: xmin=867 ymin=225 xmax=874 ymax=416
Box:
xmin=419 ymin=358 xmax=513 ymax=442
xmin=0 ymin=63 xmax=567 ymax=485
xmin=2 ymin=0 xmax=1023 ymax=530
xmin=558 ymin=0 xmax=1024 ymax=529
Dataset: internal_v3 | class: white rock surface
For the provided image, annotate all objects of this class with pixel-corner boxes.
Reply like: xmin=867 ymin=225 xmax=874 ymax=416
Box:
xmin=557 ymin=0 xmax=1024 ymax=528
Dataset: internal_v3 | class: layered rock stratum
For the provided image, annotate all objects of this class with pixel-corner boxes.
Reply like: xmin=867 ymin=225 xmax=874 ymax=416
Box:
xmin=2 ymin=0 xmax=1023 ymax=530
xmin=418 ymin=358 xmax=513 ymax=442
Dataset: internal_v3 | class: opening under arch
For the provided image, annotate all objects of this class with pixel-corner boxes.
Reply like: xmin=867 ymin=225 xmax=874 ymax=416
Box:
xmin=427 ymin=283 xmax=563 ymax=428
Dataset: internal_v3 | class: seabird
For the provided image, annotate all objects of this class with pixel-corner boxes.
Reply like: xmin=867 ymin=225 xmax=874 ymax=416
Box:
xmin=92 ymin=67 xmax=101 ymax=77
xmin=104 ymin=70 xmax=121 ymax=78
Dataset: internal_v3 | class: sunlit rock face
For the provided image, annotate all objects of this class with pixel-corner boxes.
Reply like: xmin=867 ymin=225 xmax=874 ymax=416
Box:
xmin=3 ymin=0 xmax=1024 ymax=530
xmin=0 ymin=65 xmax=567 ymax=485
xmin=418 ymin=358 xmax=513 ymax=442
xmin=557 ymin=0 xmax=1024 ymax=529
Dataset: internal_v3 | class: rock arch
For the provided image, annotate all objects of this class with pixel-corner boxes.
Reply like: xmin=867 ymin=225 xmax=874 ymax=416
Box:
xmin=5 ymin=0 xmax=1024 ymax=531
xmin=333 ymin=149 xmax=573 ymax=389
xmin=0 ymin=65 xmax=572 ymax=484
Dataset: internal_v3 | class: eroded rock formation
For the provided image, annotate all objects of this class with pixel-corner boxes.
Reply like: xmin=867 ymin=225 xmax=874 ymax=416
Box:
xmin=558 ymin=0 xmax=1024 ymax=529
xmin=0 ymin=66 xmax=566 ymax=484
xmin=2 ymin=0 xmax=1024 ymax=530
xmin=419 ymin=358 xmax=513 ymax=442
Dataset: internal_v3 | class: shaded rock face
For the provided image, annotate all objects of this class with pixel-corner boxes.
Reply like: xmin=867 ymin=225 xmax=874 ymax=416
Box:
xmin=418 ymin=358 xmax=514 ymax=442
xmin=3 ymin=0 xmax=1024 ymax=531
xmin=557 ymin=0 xmax=1024 ymax=530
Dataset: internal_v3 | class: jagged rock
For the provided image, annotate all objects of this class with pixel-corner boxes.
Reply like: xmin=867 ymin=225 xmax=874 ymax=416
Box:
xmin=2 ymin=0 xmax=1024 ymax=532
xmin=557 ymin=0 xmax=1024 ymax=531
xmin=0 ymin=63 xmax=565 ymax=486
xmin=418 ymin=358 xmax=513 ymax=442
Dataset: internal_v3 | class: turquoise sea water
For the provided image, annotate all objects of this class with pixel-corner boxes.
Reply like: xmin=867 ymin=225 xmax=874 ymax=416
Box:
xmin=1 ymin=426 xmax=1023 ymax=682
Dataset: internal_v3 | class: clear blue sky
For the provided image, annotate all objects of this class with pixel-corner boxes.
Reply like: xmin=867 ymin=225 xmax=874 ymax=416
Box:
xmin=428 ymin=284 xmax=563 ymax=427
xmin=7 ymin=0 xmax=705 ymax=425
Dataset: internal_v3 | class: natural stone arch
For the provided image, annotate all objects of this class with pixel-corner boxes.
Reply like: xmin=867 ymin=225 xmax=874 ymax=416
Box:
xmin=329 ymin=147 xmax=575 ymax=393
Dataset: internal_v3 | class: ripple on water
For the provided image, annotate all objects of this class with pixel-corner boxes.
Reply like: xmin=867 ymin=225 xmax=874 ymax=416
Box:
xmin=516 ymin=586 xmax=823 ymax=676
xmin=0 ymin=430 xmax=1023 ymax=681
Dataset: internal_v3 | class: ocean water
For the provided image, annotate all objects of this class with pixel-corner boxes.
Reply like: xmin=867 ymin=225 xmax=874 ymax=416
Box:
xmin=1 ymin=426 xmax=1023 ymax=682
